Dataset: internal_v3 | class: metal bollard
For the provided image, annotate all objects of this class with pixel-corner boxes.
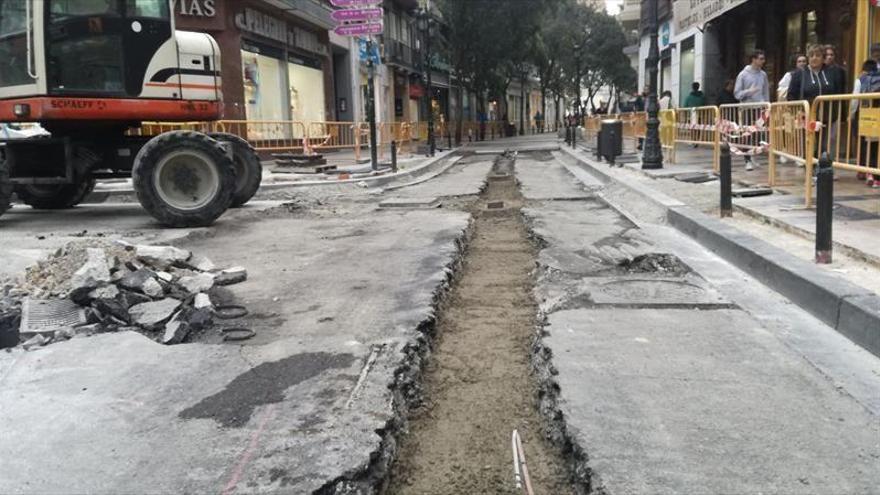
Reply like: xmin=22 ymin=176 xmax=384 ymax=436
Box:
xmin=815 ymin=153 xmax=834 ymax=264
xmin=391 ymin=140 xmax=398 ymax=173
xmin=447 ymin=131 xmax=452 ymax=150
xmin=571 ymin=125 xmax=576 ymax=149
xmin=719 ymin=142 xmax=732 ymax=218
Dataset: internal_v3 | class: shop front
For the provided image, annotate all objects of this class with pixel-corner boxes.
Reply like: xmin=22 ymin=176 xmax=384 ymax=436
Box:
xmin=174 ymin=0 xmax=332 ymax=126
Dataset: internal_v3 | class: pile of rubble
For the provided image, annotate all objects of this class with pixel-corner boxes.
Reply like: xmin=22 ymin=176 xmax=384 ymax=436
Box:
xmin=1 ymin=242 xmax=249 ymax=350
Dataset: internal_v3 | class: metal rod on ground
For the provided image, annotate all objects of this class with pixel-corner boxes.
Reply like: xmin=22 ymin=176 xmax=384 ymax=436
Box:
xmin=511 ymin=429 xmax=535 ymax=495
xmin=719 ymin=142 xmax=732 ymax=218
xmin=391 ymin=140 xmax=398 ymax=173
xmin=815 ymin=153 xmax=834 ymax=264
xmin=366 ymin=39 xmax=378 ymax=171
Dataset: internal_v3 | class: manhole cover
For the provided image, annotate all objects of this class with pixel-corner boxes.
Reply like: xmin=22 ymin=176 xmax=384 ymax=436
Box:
xmin=20 ymin=298 xmax=86 ymax=337
xmin=487 ymin=201 xmax=505 ymax=209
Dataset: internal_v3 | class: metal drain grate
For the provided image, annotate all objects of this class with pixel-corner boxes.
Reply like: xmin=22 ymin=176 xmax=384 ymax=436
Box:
xmin=20 ymin=298 xmax=86 ymax=336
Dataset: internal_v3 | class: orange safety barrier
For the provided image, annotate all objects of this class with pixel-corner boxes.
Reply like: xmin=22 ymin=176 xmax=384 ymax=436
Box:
xmin=768 ymin=100 xmax=810 ymax=187
xmin=805 ymin=93 xmax=880 ymax=205
xmin=214 ymin=120 xmax=308 ymax=153
xmin=673 ymin=105 xmax=720 ymax=171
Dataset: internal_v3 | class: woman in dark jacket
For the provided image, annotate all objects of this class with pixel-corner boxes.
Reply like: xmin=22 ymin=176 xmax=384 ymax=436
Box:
xmin=788 ymin=44 xmax=833 ymax=103
xmin=718 ymin=79 xmax=738 ymax=105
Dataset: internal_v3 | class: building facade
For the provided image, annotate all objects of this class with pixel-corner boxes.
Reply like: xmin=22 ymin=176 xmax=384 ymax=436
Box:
xmin=172 ymin=0 xmax=346 ymax=124
xmin=638 ymin=0 xmax=877 ymax=107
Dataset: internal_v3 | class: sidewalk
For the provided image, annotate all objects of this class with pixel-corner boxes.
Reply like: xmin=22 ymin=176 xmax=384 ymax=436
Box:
xmin=610 ymin=143 xmax=880 ymax=267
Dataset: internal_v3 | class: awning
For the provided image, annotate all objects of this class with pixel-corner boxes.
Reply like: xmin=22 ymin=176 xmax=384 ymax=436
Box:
xmin=673 ymin=0 xmax=750 ymax=34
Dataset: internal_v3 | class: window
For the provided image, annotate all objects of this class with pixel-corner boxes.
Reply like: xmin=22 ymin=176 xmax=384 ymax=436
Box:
xmin=0 ymin=0 xmax=31 ymax=88
xmin=126 ymin=0 xmax=170 ymax=18
xmin=48 ymin=0 xmax=122 ymax=20
xmin=0 ymin=0 xmax=26 ymax=37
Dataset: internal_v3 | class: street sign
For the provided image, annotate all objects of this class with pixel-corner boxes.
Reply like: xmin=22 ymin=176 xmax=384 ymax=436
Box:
xmin=330 ymin=0 xmax=382 ymax=7
xmin=331 ymin=7 xmax=383 ymax=22
xmin=334 ymin=21 xmax=383 ymax=36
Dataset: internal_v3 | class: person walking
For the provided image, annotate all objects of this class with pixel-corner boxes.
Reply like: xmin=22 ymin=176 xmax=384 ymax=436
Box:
xmin=850 ymin=59 xmax=880 ymax=187
xmin=718 ymin=79 xmax=738 ymax=105
xmin=658 ymin=90 xmax=674 ymax=110
xmin=824 ymin=45 xmax=849 ymax=95
xmin=734 ymin=49 xmax=770 ymax=170
xmin=683 ymin=82 xmax=705 ymax=107
xmin=777 ymin=54 xmax=807 ymax=100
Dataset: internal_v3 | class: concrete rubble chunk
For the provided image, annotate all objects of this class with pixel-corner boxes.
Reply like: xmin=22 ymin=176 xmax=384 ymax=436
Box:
xmin=53 ymin=327 xmax=76 ymax=341
xmin=21 ymin=334 xmax=48 ymax=350
xmin=155 ymin=272 xmax=174 ymax=283
xmin=214 ymin=266 xmax=247 ymax=286
xmin=129 ymin=298 xmax=182 ymax=330
xmin=141 ymin=278 xmax=165 ymax=298
xmin=119 ymin=269 xmax=158 ymax=293
xmin=69 ymin=248 xmax=111 ymax=292
xmin=162 ymin=313 xmax=188 ymax=345
xmin=136 ymin=245 xmax=191 ymax=267
xmin=88 ymin=284 xmax=119 ymax=301
xmin=185 ymin=254 xmax=216 ymax=272
xmin=178 ymin=273 xmax=214 ymax=294
xmin=193 ymin=293 xmax=212 ymax=310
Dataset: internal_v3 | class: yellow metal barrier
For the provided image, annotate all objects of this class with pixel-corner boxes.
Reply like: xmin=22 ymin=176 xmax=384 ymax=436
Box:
xmin=806 ymin=93 xmax=880 ymax=205
xmin=307 ymin=121 xmax=364 ymax=160
xmin=659 ymin=109 xmax=676 ymax=163
xmin=768 ymin=100 xmax=810 ymax=186
xmin=719 ymin=102 xmax=771 ymax=173
xmin=674 ymin=105 xmax=720 ymax=171
xmin=583 ymin=116 xmax=601 ymax=144
xmin=214 ymin=120 xmax=308 ymax=153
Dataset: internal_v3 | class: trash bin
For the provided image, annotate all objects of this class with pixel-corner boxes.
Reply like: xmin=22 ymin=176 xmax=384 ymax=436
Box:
xmin=599 ymin=119 xmax=622 ymax=164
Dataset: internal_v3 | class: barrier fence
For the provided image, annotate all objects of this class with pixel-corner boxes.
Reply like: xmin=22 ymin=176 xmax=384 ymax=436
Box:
xmin=768 ymin=100 xmax=810 ymax=186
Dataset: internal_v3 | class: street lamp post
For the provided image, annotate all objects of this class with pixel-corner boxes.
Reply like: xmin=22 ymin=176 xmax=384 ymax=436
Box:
xmin=642 ymin=0 xmax=663 ymax=169
xmin=418 ymin=7 xmax=435 ymax=157
xmin=573 ymin=44 xmax=581 ymax=121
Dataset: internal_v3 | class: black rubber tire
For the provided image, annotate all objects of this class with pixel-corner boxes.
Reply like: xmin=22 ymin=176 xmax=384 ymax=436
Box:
xmin=14 ymin=178 xmax=96 ymax=210
xmin=132 ymin=131 xmax=236 ymax=228
xmin=0 ymin=149 xmax=12 ymax=217
xmin=209 ymin=132 xmax=262 ymax=207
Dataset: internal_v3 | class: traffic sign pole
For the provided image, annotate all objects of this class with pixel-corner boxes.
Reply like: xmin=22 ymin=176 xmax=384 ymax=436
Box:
xmin=366 ymin=38 xmax=379 ymax=171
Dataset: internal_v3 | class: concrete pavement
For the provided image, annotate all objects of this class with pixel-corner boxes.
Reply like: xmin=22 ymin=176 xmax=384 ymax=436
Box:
xmin=516 ymin=143 xmax=880 ymax=493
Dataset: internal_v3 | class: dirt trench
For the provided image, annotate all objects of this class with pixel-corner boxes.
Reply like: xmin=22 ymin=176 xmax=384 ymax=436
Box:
xmin=384 ymin=154 xmax=573 ymax=495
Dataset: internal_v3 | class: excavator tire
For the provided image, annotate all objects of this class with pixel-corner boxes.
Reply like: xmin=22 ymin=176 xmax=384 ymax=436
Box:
xmin=14 ymin=178 xmax=96 ymax=210
xmin=132 ymin=131 xmax=235 ymax=228
xmin=208 ymin=132 xmax=262 ymax=207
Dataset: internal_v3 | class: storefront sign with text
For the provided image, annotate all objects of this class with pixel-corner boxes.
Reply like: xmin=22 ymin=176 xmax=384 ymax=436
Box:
xmin=171 ymin=0 xmax=216 ymax=17
xmin=673 ymin=0 xmax=749 ymax=34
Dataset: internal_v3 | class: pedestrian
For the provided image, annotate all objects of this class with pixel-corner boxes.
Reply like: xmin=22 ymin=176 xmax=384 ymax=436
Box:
xmin=850 ymin=59 xmax=880 ymax=187
xmin=824 ymin=45 xmax=849 ymax=95
xmin=790 ymin=44 xmax=842 ymax=169
xmin=777 ymin=54 xmax=807 ymax=100
xmin=683 ymin=82 xmax=705 ymax=107
xmin=735 ymin=49 xmax=770 ymax=170
xmin=718 ymin=79 xmax=738 ymax=105
xmin=633 ymin=92 xmax=645 ymax=112
xmin=658 ymin=90 xmax=674 ymax=110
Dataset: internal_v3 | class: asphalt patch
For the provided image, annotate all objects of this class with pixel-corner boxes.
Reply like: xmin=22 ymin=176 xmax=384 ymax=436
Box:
xmin=179 ymin=352 xmax=356 ymax=427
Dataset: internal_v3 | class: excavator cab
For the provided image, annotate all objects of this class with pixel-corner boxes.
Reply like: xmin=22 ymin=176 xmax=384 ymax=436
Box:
xmin=0 ymin=0 xmax=262 ymax=228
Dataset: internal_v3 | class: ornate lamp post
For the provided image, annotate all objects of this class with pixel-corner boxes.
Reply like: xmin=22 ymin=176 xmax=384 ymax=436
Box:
xmin=641 ymin=0 xmax=663 ymax=169
xmin=415 ymin=4 xmax=435 ymax=157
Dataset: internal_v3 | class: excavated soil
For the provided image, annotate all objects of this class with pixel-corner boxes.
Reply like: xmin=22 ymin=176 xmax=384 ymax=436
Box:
xmin=385 ymin=155 xmax=573 ymax=495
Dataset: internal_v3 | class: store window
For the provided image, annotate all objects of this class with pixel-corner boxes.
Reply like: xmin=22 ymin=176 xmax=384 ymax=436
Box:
xmin=679 ymin=36 xmax=695 ymax=106
xmin=785 ymin=10 xmax=819 ymax=65
xmin=241 ymin=45 xmax=286 ymax=139
xmin=0 ymin=0 xmax=30 ymax=88
xmin=288 ymin=56 xmax=325 ymax=127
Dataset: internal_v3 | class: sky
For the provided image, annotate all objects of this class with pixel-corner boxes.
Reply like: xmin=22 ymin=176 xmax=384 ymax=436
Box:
xmin=606 ymin=0 xmax=624 ymax=15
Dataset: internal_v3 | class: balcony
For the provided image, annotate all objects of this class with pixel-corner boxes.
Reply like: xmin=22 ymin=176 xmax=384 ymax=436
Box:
xmin=385 ymin=39 xmax=418 ymax=70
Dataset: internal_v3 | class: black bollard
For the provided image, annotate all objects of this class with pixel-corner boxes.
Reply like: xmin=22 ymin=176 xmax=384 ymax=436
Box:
xmin=572 ymin=124 xmax=577 ymax=149
xmin=719 ymin=143 xmax=732 ymax=218
xmin=391 ymin=140 xmax=398 ymax=173
xmin=447 ymin=131 xmax=452 ymax=150
xmin=565 ymin=125 xmax=571 ymax=145
xmin=815 ymin=153 xmax=834 ymax=264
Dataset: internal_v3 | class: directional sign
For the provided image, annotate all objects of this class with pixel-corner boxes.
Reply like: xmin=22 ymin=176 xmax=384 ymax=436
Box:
xmin=330 ymin=0 xmax=382 ymax=7
xmin=331 ymin=7 xmax=383 ymax=22
xmin=334 ymin=21 xmax=383 ymax=36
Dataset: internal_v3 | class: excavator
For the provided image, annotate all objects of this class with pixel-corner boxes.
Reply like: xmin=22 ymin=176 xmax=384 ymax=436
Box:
xmin=0 ymin=0 xmax=262 ymax=227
